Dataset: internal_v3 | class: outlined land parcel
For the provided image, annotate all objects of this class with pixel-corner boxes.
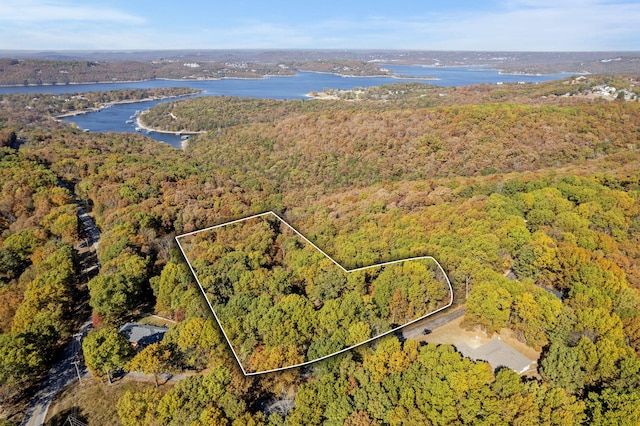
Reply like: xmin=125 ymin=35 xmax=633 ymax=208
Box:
xmin=176 ymin=212 xmax=453 ymax=374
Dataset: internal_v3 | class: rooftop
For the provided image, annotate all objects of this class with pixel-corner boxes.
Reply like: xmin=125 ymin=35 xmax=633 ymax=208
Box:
xmin=118 ymin=322 xmax=168 ymax=347
xmin=457 ymin=338 xmax=535 ymax=374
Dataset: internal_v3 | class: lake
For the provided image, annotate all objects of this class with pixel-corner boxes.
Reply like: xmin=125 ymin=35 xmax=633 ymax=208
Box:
xmin=1 ymin=66 xmax=573 ymax=148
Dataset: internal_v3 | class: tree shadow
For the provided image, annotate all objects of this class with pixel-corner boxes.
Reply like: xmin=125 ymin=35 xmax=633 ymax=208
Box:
xmin=45 ymin=406 xmax=88 ymax=426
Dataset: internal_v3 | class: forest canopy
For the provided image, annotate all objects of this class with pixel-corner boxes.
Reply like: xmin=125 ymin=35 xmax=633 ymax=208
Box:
xmin=177 ymin=212 xmax=452 ymax=373
xmin=0 ymin=72 xmax=639 ymax=424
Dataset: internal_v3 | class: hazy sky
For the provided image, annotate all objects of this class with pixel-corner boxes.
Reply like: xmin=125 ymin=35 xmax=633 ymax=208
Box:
xmin=1 ymin=0 xmax=639 ymax=51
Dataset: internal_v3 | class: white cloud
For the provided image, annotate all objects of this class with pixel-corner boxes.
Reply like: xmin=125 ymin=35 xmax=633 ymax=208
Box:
xmin=438 ymin=1 xmax=640 ymax=50
xmin=0 ymin=0 xmax=638 ymax=50
xmin=0 ymin=0 xmax=144 ymax=24
xmin=309 ymin=0 xmax=640 ymax=50
xmin=208 ymin=0 xmax=640 ymax=51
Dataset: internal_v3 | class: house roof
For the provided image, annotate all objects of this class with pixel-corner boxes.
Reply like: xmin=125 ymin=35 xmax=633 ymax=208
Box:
xmin=456 ymin=338 xmax=535 ymax=374
xmin=118 ymin=322 xmax=168 ymax=346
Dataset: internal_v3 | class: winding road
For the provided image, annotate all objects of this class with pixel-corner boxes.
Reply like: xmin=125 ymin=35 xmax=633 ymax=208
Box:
xmin=20 ymin=206 xmax=100 ymax=426
xmin=20 ymin=320 xmax=92 ymax=426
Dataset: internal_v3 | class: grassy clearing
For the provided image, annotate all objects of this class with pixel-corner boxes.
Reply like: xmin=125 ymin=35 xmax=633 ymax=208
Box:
xmin=136 ymin=314 xmax=176 ymax=328
xmin=45 ymin=378 xmax=162 ymax=426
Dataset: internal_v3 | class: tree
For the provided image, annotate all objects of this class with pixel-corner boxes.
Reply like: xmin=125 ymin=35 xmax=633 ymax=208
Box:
xmin=248 ymin=345 xmax=305 ymax=373
xmin=512 ymin=289 xmax=562 ymax=348
xmin=528 ymin=381 xmax=586 ymax=424
xmin=539 ymin=342 xmax=586 ymax=394
xmin=155 ymin=366 xmax=247 ymax=425
xmin=389 ymin=288 xmax=410 ymax=325
xmin=45 ymin=205 xmax=79 ymax=243
xmin=116 ymin=388 xmax=161 ymax=426
xmin=347 ymin=321 xmax=372 ymax=347
xmin=0 ymin=332 xmax=46 ymax=389
xmin=191 ymin=406 xmax=229 ymax=426
xmin=623 ymin=315 xmax=640 ymax=355
xmin=88 ymin=273 xmax=140 ymax=323
xmin=82 ymin=327 xmax=134 ymax=384
xmin=286 ymin=383 xmax=325 ymax=426
xmin=127 ymin=342 xmax=175 ymax=387
xmin=464 ymin=280 xmax=513 ymax=334
xmin=344 ymin=411 xmax=379 ymax=426
xmin=2 ymin=229 xmax=40 ymax=260
xmin=171 ymin=317 xmax=224 ymax=369
xmin=513 ymin=232 xmax=560 ymax=285
xmin=0 ymin=247 xmax=22 ymax=283
xmin=587 ymin=388 xmax=640 ymax=425
xmin=150 ymin=261 xmax=192 ymax=314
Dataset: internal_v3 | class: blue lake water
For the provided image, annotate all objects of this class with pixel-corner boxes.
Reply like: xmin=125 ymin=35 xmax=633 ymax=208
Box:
xmin=0 ymin=66 xmax=573 ymax=148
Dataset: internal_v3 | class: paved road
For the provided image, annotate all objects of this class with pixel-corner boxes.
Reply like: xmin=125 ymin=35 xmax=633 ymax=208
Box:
xmin=20 ymin=320 xmax=92 ymax=426
xmin=401 ymin=306 xmax=466 ymax=340
xmin=78 ymin=207 xmax=101 ymax=253
xmin=20 ymin=207 xmax=100 ymax=426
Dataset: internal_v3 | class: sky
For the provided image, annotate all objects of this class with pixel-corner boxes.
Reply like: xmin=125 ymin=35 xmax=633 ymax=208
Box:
xmin=1 ymin=0 xmax=639 ymax=51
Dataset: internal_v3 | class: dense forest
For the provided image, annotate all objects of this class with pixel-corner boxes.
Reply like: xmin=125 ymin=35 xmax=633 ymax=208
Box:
xmin=0 ymin=146 xmax=82 ymax=406
xmin=178 ymin=213 xmax=451 ymax=373
xmin=0 ymin=72 xmax=639 ymax=424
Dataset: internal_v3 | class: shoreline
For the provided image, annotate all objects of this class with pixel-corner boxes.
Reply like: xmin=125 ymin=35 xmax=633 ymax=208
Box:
xmin=53 ymin=92 xmax=201 ymax=119
xmin=0 ymin=65 xmax=586 ymax=89
xmin=153 ymin=74 xmax=296 ymax=82
xmin=305 ymin=92 xmax=340 ymax=100
xmin=135 ymin=111 xmax=207 ymax=136
xmin=496 ymin=69 xmax=582 ymax=77
xmin=0 ymin=73 xmax=298 ymax=88
xmin=390 ymin=75 xmax=440 ymax=81
xmin=0 ymin=78 xmax=156 ymax=88
xmin=296 ymin=69 xmax=394 ymax=78
xmin=385 ymin=63 xmax=579 ymax=77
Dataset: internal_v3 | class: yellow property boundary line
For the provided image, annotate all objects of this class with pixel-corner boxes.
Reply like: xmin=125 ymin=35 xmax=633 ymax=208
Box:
xmin=176 ymin=211 xmax=454 ymax=376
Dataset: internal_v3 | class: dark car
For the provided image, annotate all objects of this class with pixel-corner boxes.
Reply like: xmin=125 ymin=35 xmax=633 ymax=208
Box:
xmin=422 ymin=329 xmax=432 ymax=335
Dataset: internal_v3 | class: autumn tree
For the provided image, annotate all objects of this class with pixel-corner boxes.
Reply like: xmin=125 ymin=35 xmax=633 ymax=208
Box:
xmin=127 ymin=342 xmax=176 ymax=387
xmin=464 ymin=279 xmax=513 ymax=334
xmin=116 ymin=387 xmax=161 ymax=426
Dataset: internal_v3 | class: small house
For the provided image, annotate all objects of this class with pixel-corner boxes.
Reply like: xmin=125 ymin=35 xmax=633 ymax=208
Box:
xmin=118 ymin=322 xmax=168 ymax=351
xmin=456 ymin=338 xmax=535 ymax=375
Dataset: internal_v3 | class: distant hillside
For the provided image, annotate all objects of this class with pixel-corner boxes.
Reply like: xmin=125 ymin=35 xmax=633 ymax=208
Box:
xmin=0 ymin=58 xmax=389 ymax=86
xmin=2 ymin=50 xmax=639 ymax=75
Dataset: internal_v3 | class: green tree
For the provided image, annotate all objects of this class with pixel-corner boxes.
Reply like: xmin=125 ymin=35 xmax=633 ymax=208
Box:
xmin=540 ymin=342 xmax=586 ymax=394
xmin=174 ymin=317 xmax=224 ymax=369
xmin=512 ymin=289 xmax=562 ymax=348
xmin=2 ymin=229 xmax=41 ymax=260
xmin=82 ymin=327 xmax=134 ymax=384
xmin=0 ymin=332 xmax=46 ymax=389
xmin=0 ymin=247 xmax=23 ymax=283
xmin=88 ymin=272 xmax=141 ymax=323
xmin=190 ymin=406 xmax=229 ymax=426
xmin=528 ymin=381 xmax=586 ymax=424
xmin=348 ymin=321 xmax=372 ymax=347
xmin=587 ymin=388 xmax=640 ymax=425
xmin=150 ymin=261 xmax=192 ymax=314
